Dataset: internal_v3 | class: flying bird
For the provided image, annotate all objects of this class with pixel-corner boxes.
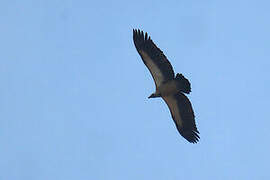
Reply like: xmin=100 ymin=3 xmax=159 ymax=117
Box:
xmin=133 ymin=29 xmax=200 ymax=143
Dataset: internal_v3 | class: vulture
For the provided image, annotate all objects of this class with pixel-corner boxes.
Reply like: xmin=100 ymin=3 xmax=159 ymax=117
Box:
xmin=133 ymin=29 xmax=200 ymax=143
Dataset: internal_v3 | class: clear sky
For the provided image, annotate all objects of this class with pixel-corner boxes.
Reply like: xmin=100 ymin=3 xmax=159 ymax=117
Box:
xmin=1 ymin=0 xmax=270 ymax=179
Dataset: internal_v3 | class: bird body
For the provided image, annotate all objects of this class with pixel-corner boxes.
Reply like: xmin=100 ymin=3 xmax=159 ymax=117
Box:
xmin=133 ymin=29 xmax=200 ymax=143
xmin=150 ymin=73 xmax=192 ymax=98
xmin=150 ymin=79 xmax=179 ymax=98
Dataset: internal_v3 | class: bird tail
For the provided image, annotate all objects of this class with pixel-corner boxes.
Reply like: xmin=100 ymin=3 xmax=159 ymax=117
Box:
xmin=175 ymin=73 xmax=191 ymax=94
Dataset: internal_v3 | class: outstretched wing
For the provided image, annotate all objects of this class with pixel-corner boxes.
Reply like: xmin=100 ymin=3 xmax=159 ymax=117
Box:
xmin=163 ymin=93 xmax=200 ymax=143
xmin=133 ymin=29 xmax=175 ymax=88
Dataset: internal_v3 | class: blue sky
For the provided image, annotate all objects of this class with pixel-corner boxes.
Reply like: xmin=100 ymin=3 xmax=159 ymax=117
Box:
xmin=1 ymin=0 xmax=270 ymax=179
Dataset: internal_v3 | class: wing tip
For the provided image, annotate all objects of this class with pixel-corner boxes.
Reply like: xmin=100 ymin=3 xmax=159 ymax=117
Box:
xmin=133 ymin=29 xmax=151 ymax=42
xmin=180 ymin=129 xmax=200 ymax=143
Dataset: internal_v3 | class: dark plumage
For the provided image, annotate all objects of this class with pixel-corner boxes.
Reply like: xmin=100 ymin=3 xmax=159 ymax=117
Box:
xmin=133 ymin=29 xmax=200 ymax=143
